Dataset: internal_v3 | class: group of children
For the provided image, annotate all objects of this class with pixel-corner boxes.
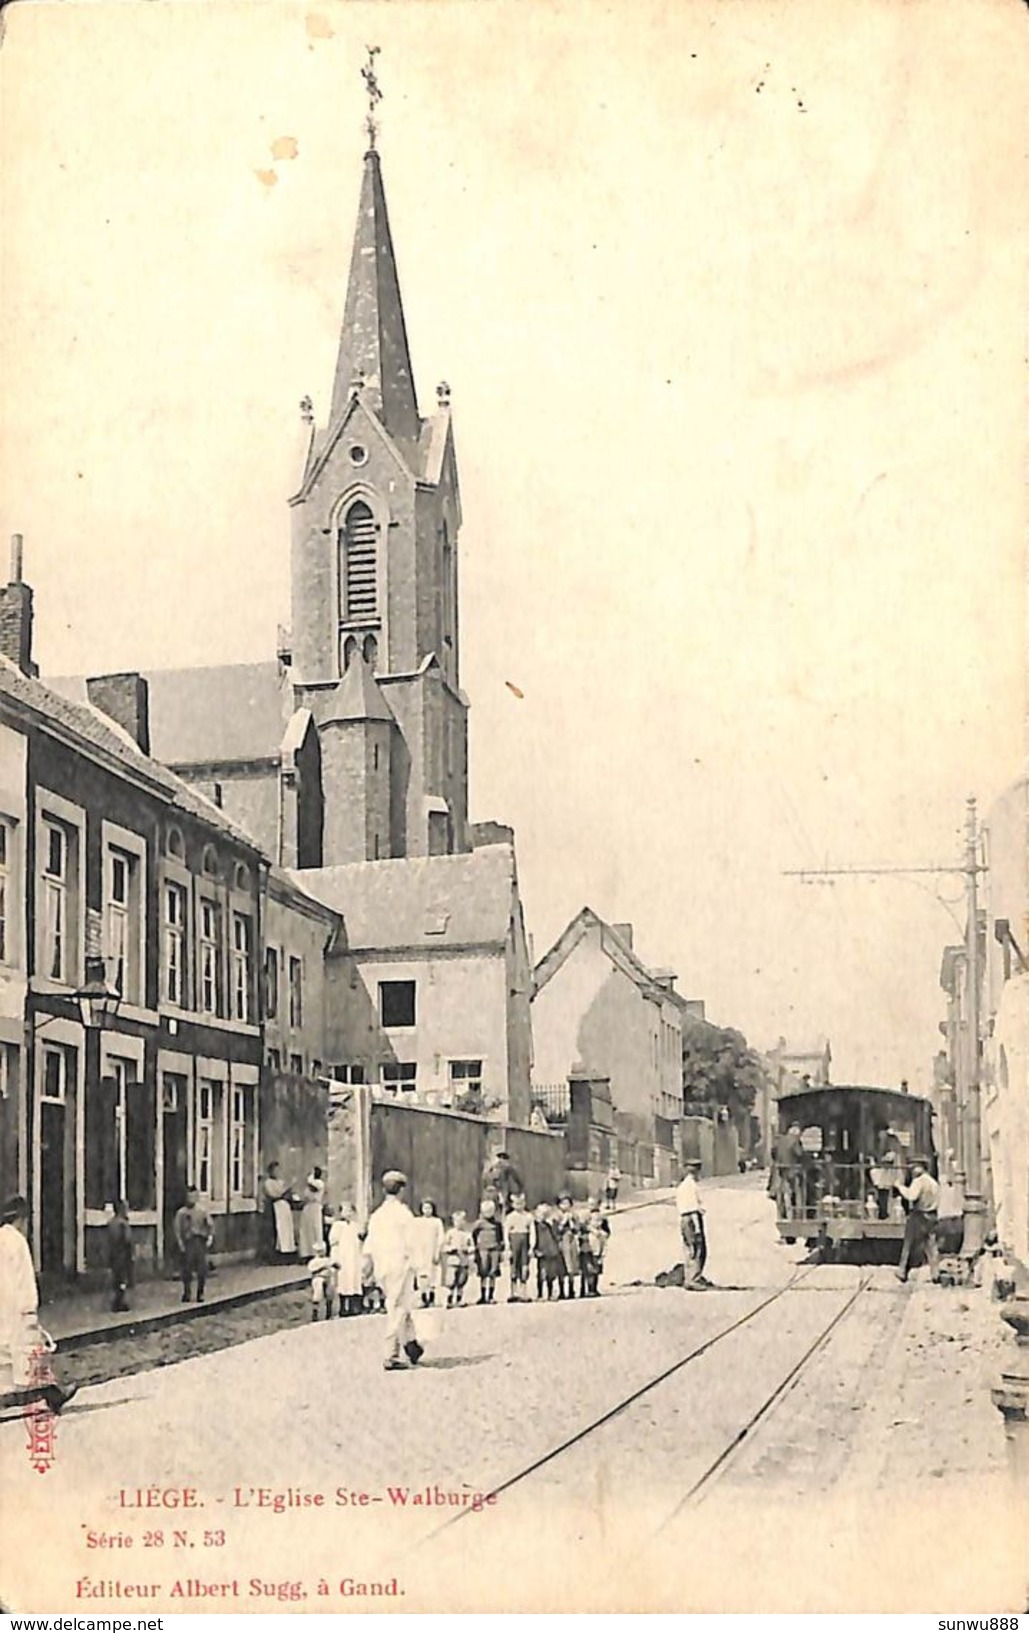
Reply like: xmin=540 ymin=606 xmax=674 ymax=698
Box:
xmin=417 ymin=1191 xmax=612 ymax=1309
xmin=307 ymin=1201 xmax=380 ymax=1322
xmin=305 ymin=1190 xmax=613 ymax=1320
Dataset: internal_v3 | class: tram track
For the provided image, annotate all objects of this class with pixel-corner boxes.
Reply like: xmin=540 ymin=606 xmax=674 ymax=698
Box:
xmin=423 ymin=1259 xmax=873 ymax=1543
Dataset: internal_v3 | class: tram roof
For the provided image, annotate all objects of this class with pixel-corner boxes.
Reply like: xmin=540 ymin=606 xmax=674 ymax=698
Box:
xmin=778 ymin=1081 xmax=931 ymax=1107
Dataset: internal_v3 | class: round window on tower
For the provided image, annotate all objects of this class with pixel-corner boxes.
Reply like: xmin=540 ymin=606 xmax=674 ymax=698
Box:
xmin=349 ymin=443 xmax=368 ymax=467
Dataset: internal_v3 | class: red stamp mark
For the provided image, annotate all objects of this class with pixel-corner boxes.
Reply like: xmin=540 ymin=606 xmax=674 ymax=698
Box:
xmin=24 ymin=1343 xmax=57 ymax=1474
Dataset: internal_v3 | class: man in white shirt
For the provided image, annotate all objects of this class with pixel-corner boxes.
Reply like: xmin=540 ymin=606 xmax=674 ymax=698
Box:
xmin=675 ymin=1160 xmax=709 ymax=1286
xmin=364 ymin=1171 xmax=423 ymax=1370
xmin=894 ymin=1160 xmax=941 ymax=1283
xmin=0 ymin=1194 xmax=77 ymax=1414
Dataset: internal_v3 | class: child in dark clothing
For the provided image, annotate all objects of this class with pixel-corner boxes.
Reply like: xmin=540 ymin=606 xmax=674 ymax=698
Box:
xmin=471 ymin=1197 xmax=504 ymax=1304
xmin=532 ymin=1203 xmax=562 ymax=1299
xmin=106 ymin=1199 xmax=134 ymax=1312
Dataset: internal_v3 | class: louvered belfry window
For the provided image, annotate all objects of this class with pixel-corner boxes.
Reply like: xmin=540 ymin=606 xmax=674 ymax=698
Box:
xmin=342 ymin=501 xmax=378 ymax=619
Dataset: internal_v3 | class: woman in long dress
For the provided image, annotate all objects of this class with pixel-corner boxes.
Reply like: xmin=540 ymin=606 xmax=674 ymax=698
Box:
xmin=263 ymin=1164 xmax=295 ymax=1258
xmin=298 ymin=1167 xmax=326 ymax=1261
xmin=328 ymin=1202 xmax=364 ymax=1316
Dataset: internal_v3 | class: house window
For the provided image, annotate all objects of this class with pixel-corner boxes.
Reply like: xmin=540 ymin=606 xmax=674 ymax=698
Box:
xmin=199 ymin=899 xmax=222 ymax=1017
xmin=449 ymin=1059 xmax=483 ymax=1099
xmin=289 ymin=1052 xmax=304 ymax=1075
xmin=267 ymin=1047 xmax=281 ymax=1072
xmin=42 ymin=819 xmax=71 ymax=981
xmin=288 ymin=956 xmax=303 ymax=1028
xmin=0 ymin=819 xmax=10 ymax=965
xmin=229 ymin=1082 xmax=257 ymax=1197
xmin=264 ymin=946 xmax=279 ymax=1020
xmin=231 ymin=912 xmax=252 ymax=1023
xmin=379 ymin=980 xmax=415 ymax=1029
xmin=105 ymin=845 xmax=140 ymax=1000
xmin=41 ymin=1044 xmax=69 ymax=1103
xmin=332 ymin=1064 xmax=366 ymax=1085
xmin=164 ymin=881 xmax=187 ymax=1007
xmin=195 ymin=1077 xmax=224 ymax=1199
xmin=382 ymin=1061 xmax=416 ymax=1096
xmin=340 ymin=501 xmax=378 ymax=620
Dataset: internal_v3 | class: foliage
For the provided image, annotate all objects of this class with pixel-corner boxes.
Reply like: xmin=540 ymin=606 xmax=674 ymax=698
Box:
xmin=681 ymin=1018 xmax=769 ymax=1130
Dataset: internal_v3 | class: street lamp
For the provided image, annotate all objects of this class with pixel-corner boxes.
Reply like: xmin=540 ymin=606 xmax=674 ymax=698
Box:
xmin=75 ymin=959 xmax=122 ymax=1031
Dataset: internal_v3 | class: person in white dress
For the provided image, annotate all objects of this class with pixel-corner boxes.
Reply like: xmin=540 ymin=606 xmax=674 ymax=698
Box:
xmin=364 ymin=1171 xmax=422 ymax=1370
xmin=298 ymin=1167 xmax=326 ymax=1261
xmin=328 ymin=1202 xmax=364 ymax=1317
xmin=410 ymin=1198 xmax=445 ymax=1307
xmin=262 ymin=1164 xmax=296 ymax=1258
xmin=0 ymin=1195 xmax=76 ymax=1414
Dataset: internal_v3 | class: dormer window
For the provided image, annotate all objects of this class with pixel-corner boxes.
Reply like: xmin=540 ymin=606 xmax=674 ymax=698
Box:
xmin=340 ymin=501 xmax=378 ymax=621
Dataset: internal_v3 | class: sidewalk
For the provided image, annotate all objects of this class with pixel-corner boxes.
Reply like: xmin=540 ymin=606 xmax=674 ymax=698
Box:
xmin=40 ymin=1259 xmax=307 ymax=1351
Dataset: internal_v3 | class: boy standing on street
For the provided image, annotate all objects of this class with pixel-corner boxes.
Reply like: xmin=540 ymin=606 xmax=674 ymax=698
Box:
xmin=471 ymin=1197 xmax=504 ymax=1304
xmin=174 ymin=1187 xmax=214 ymax=1303
xmin=505 ymin=1193 xmax=533 ymax=1302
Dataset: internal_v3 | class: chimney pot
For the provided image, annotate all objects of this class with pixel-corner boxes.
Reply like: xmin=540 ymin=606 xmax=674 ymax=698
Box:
xmin=10 ymin=535 xmax=23 ymax=584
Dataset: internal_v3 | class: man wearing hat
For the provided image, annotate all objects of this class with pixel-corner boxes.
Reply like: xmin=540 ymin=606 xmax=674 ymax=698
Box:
xmin=893 ymin=1158 xmax=941 ymax=1283
xmin=0 ymin=1195 xmax=77 ymax=1414
xmin=675 ymin=1160 xmax=710 ymax=1288
xmin=364 ymin=1171 xmax=423 ymax=1371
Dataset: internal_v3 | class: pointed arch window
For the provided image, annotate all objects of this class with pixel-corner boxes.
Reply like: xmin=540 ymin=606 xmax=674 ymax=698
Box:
xmin=340 ymin=501 xmax=378 ymax=621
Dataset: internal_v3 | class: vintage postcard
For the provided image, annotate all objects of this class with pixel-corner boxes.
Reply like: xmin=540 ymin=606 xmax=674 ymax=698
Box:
xmin=1 ymin=0 xmax=1027 ymax=1616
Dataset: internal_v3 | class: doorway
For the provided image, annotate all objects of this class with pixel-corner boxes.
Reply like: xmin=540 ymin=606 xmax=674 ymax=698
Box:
xmin=39 ymin=1099 xmax=66 ymax=1274
xmin=162 ymin=1073 xmax=188 ymax=1266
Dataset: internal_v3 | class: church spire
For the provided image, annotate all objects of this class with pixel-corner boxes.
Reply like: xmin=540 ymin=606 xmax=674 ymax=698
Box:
xmin=329 ymin=53 xmax=419 ymax=444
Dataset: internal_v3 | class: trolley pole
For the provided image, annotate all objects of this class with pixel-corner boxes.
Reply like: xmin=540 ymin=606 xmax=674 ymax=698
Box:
xmin=961 ymin=796 xmax=986 ymax=1259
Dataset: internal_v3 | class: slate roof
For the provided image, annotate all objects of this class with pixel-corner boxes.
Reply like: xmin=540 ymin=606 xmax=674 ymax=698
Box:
xmin=49 ymin=661 xmax=288 ymax=767
xmin=288 ymin=844 xmax=516 ymax=953
xmin=0 ymin=656 xmax=261 ymax=851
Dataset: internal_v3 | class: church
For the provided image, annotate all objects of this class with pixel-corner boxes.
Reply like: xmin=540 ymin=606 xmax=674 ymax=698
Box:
xmin=46 ymin=91 xmax=535 ymax=1127
xmin=80 ymin=143 xmax=469 ymax=873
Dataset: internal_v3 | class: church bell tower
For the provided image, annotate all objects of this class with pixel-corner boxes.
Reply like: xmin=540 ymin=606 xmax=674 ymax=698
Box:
xmin=288 ymin=57 xmax=469 ymax=865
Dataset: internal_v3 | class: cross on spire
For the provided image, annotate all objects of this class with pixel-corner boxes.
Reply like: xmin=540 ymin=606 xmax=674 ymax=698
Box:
xmin=362 ymin=45 xmax=383 ymax=149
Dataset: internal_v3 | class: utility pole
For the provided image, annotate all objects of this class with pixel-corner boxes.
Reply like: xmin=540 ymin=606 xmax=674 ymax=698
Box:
xmin=961 ymin=796 xmax=986 ymax=1258
xmin=783 ymin=794 xmax=988 ymax=1259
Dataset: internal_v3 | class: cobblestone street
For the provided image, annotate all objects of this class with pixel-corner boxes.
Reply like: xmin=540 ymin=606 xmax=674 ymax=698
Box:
xmin=2 ymin=1177 xmax=1022 ymax=1613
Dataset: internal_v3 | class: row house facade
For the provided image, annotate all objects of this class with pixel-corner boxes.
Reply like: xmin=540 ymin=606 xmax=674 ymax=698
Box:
xmin=0 ymin=643 xmax=268 ymax=1279
xmin=0 ymin=549 xmax=348 ymax=1280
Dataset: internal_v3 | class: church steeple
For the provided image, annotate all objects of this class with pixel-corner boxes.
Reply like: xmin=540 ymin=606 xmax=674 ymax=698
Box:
xmin=329 ymin=147 xmax=420 ymax=445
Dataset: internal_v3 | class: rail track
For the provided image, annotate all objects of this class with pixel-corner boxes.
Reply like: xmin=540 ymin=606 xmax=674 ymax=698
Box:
xmin=424 ymin=1261 xmax=877 ymax=1542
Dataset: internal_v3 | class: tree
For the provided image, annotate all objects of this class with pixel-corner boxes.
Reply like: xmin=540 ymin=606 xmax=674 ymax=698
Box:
xmin=681 ymin=1018 xmax=769 ymax=1142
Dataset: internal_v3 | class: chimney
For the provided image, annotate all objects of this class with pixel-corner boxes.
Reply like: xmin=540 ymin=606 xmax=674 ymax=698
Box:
xmin=0 ymin=534 xmax=36 ymax=676
xmin=86 ymin=672 xmax=151 ymax=754
xmin=612 ymin=922 xmax=634 ymax=951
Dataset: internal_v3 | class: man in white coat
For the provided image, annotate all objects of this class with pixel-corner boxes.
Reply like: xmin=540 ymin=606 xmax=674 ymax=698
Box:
xmin=0 ymin=1195 xmax=77 ymax=1414
xmin=675 ymin=1160 xmax=710 ymax=1288
xmin=364 ymin=1171 xmax=423 ymax=1371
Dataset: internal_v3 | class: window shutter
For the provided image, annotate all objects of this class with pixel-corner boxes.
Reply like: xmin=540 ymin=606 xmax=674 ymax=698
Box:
xmin=343 ymin=503 xmax=378 ymax=618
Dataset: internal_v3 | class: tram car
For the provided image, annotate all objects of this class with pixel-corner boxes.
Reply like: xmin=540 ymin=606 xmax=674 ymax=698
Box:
xmin=773 ymin=1082 xmax=935 ymax=1260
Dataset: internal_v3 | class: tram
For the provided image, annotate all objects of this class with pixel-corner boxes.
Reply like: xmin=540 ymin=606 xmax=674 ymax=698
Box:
xmin=773 ymin=1082 xmax=935 ymax=1260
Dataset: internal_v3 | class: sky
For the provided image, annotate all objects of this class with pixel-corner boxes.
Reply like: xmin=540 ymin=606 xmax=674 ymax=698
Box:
xmin=1 ymin=0 xmax=1026 ymax=1085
